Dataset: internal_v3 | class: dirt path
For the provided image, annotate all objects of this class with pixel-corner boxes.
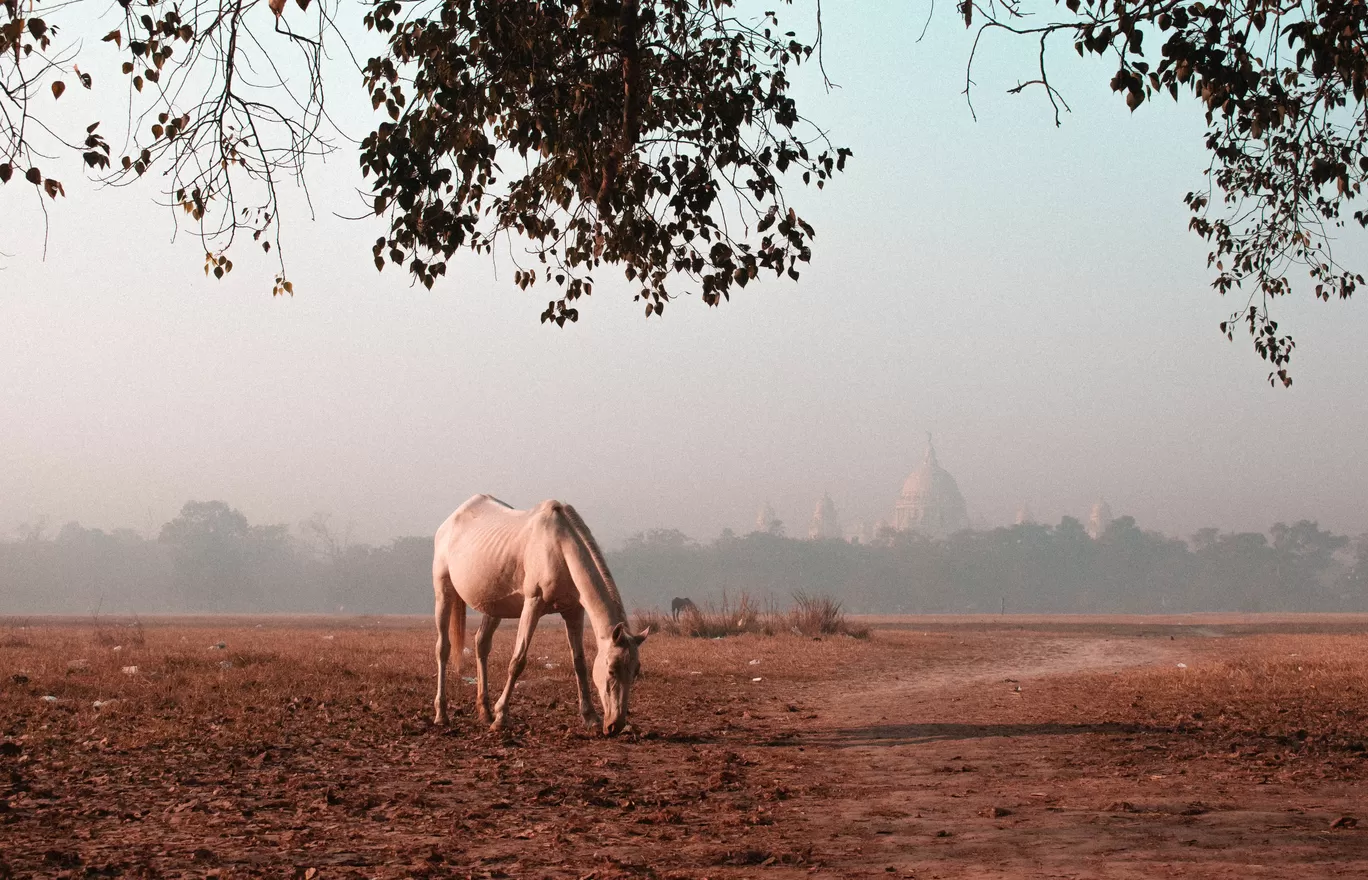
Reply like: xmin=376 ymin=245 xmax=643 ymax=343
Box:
xmin=831 ymin=634 xmax=1176 ymax=714
xmin=787 ymin=633 xmax=1368 ymax=879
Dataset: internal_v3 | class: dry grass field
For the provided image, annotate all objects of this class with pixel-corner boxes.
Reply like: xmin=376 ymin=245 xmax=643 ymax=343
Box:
xmin=3 ymin=614 xmax=1368 ymax=878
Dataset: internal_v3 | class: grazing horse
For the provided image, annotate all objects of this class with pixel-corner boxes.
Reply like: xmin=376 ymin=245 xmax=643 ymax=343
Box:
xmin=670 ymin=597 xmax=698 ymax=620
xmin=432 ymin=494 xmax=649 ymax=735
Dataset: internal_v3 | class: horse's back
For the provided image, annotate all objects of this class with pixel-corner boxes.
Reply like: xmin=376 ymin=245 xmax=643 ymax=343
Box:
xmin=434 ymin=496 xmax=571 ymax=616
xmin=438 ymin=493 xmax=513 ymax=532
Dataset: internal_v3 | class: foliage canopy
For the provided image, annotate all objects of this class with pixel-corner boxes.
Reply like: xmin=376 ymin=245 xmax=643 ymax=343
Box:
xmin=1 ymin=0 xmax=844 ymax=319
xmin=359 ymin=0 xmax=848 ymax=324
xmin=3 ymin=0 xmax=1367 ymax=377
xmin=966 ymin=0 xmax=1368 ymax=384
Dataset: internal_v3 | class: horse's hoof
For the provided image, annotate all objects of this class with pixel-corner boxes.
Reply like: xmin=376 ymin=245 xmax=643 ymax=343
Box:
xmin=433 ymin=713 xmax=448 ymax=726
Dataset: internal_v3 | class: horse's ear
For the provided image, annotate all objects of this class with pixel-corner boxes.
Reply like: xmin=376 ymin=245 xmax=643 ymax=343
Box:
xmin=611 ymin=621 xmax=628 ymax=645
xmin=634 ymin=627 xmax=650 ymax=644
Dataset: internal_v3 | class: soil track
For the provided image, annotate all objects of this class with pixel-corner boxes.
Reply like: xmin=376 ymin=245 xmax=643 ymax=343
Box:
xmin=795 ymin=631 xmax=1368 ymax=879
xmin=2 ymin=617 xmax=1367 ymax=878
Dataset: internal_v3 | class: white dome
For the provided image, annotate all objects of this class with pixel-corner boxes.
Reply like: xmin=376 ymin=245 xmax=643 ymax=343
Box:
xmin=894 ymin=436 xmax=969 ymax=536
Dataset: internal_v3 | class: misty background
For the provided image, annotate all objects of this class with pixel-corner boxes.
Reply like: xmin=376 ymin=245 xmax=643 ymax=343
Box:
xmin=4 ymin=3 xmax=1367 ymax=614
xmin=2 ymin=501 xmax=1366 ymax=615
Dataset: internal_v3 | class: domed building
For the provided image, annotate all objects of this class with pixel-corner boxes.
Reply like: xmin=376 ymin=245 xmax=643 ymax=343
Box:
xmin=808 ymin=492 xmax=841 ymax=540
xmin=894 ymin=436 xmax=970 ymax=537
xmin=1087 ymin=498 xmax=1113 ymax=540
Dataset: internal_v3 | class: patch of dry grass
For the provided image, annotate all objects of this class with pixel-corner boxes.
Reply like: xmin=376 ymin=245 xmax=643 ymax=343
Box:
xmin=0 ymin=616 xmax=893 ymax=758
xmin=0 ymin=618 xmax=32 ymax=649
xmin=635 ymin=591 xmax=869 ymax=640
xmin=1042 ymin=634 xmax=1368 ymax=756
xmin=0 ymin=615 xmax=909 ymax=877
xmin=789 ymin=591 xmax=868 ymax=639
xmin=14 ymin=617 xmax=1364 ymax=877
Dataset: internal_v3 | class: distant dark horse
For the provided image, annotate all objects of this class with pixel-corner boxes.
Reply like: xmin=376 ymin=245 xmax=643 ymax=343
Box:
xmin=670 ymin=597 xmax=698 ymax=620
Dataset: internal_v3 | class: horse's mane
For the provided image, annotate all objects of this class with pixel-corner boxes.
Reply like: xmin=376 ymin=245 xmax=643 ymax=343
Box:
xmin=560 ymin=504 xmax=625 ymax=612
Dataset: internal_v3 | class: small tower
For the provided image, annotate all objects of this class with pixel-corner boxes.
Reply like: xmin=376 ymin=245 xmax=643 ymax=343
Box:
xmin=1087 ymin=498 xmax=1114 ymax=540
xmin=808 ymin=492 xmax=842 ymax=540
xmin=1015 ymin=503 xmax=1036 ymax=526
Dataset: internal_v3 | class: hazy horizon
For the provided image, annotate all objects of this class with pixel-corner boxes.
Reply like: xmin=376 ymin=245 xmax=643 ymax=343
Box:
xmin=4 ymin=459 xmax=1362 ymax=552
xmin=5 ymin=2 xmax=1367 ymax=551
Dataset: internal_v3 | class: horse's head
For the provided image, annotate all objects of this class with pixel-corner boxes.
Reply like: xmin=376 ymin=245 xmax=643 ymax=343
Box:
xmin=595 ymin=621 xmax=649 ymax=736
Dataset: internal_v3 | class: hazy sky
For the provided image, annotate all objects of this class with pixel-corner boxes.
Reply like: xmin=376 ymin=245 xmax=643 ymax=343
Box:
xmin=4 ymin=2 xmax=1366 ymax=548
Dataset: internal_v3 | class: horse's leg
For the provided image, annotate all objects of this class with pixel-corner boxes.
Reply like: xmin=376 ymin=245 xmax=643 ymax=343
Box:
xmin=473 ymin=614 xmax=501 ymax=725
xmin=433 ymin=574 xmax=454 ymax=725
xmin=490 ymin=595 xmax=544 ymax=731
xmin=562 ymin=606 xmax=599 ymax=729
xmin=448 ymin=595 xmax=467 ymax=719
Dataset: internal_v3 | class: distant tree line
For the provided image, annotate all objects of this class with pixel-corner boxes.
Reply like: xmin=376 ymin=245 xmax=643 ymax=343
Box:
xmin=613 ymin=517 xmax=1368 ymax=614
xmin=2 ymin=503 xmax=1366 ymax=615
xmin=0 ymin=502 xmax=432 ymax=615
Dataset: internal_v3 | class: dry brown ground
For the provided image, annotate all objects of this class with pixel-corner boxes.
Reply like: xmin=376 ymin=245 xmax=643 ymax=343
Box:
xmin=2 ymin=615 xmax=1368 ymax=879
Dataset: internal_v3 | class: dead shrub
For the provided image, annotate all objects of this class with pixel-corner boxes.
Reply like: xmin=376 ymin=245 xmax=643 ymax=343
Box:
xmin=788 ymin=591 xmax=842 ymax=636
xmin=643 ymin=591 xmax=868 ymax=640
xmin=633 ymin=608 xmax=678 ymax=636
xmin=788 ymin=591 xmax=869 ymax=639
xmin=125 ymin=616 xmax=147 ymax=647
xmin=90 ymin=608 xmax=146 ymax=648
xmin=676 ymin=592 xmax=762 ymax=638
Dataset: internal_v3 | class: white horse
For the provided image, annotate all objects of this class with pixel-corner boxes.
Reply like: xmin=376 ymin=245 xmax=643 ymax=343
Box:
xmin=432 ymin=494 xmax=649 ymax=735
